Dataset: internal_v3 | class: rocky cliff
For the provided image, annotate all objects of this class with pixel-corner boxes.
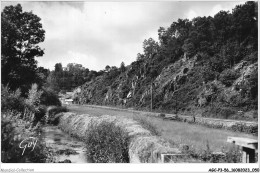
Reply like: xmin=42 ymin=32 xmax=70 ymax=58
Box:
xmin=74 ymin=2 xmax=258 ymax=121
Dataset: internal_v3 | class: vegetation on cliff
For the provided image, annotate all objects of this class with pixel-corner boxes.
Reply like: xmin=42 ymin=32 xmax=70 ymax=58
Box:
xmin=74 ymin=2 xmax=257 ymax=120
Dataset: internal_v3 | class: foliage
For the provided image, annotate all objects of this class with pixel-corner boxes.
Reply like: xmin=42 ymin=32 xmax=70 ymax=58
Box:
xmin=181 ymin=141 xmax=242 ymax=163
xmin=1 ymin=4 xmax=45 ymax=93
xmin=219 ymin=69 xmax=240 ymax=87
xmin=48 ymin=2 xmax=257 ymax=121
xmin=1 ymin=84 xmax=25 ymax=112
xmin=120 ymin=62 xmax=126 ymax=73
xmin=25 ymin=84 xmax=43 ymax=109
xmin=40 ymin=87 xmax=61 ymax=106
xmin=85 ymin=121 xmax=129 ymax=163
xmin=46 ymin=106 xmax=68 ymax=124
xmin=46 ymin=63 xmax=101 ymax=92
xmin=1 ymin=111 xmax=49 ymax=163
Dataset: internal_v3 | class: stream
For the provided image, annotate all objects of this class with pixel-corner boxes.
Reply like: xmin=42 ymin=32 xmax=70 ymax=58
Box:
xmin=41 ymin=126 xmax=88 ymax=163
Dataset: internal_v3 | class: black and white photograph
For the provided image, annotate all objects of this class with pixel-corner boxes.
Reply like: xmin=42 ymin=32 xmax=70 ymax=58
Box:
xmin=1 ymin=0 xmax=259 ymax=172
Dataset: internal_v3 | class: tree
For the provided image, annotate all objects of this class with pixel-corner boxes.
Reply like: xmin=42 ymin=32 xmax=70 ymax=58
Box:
xmin=120 ymin=62 xmax=126 ymax=73
xmin=54 ymin=63 xmax=63 ymax=73
xmin=213 ymin=11 xmax=232 ymax=43
xmin=136 ymin=53 xmax=145 ymax=61
xmin=46 ymin=72 xmax=60 ymax=92
xmin=182 ymin=38 xmax=196 ymax=57
xmin=36 ymin=67 xmax=50 ymax=88
xmin=232 ymin=1 xmax=257 ymax=44
xmin=105 ymin=65 xmax=111 ymax=72
xmin=1 ymin=4 xmax=45 ymax=93
xmin=143 ymin=38 xmax=159 ymax=58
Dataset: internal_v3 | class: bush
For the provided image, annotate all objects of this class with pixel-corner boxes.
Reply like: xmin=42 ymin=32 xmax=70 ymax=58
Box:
xmin=1 ymin=112 xmax=50 ymax=163
xmin=219 ymin=69 xmax=240 ymax=87
xmin=85 ymin=121 xmax=129 ymax=163
xmin=203 ymin=107 xmax=236 ymax=119
xmin=223 ymin=146 xmax=242 ymax=163
xmin=1 ymin=85 xmax=25 ymax=112
xmin=33 ymin=105 xmax=47 ymax=125
xmin=229 ymin=123 xmax=258 ymax=135
xmin=46 ymin=106 xmax=68 ymax=124
xmin=219 ymin=107 xmax=236 ymax=119
xmin=49 ymin=112 xmax=64 ymax=125
xmin=184 ymin=142 xmax=242 ymax=163
xmin=159 ymin=113 xmax=166 ymax=118
xmin=25 ymin=84 xmax=43 ymax=110
xmin=40 ymin=87 xmax=61 ymax=106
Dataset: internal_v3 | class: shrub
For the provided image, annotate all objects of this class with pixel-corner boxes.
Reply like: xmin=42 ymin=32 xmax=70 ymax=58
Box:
xmin=203 ymin=107 xmax=236 ymax=119
xmin=85 ymin=121 xmax=129 ymax=163
xmin=185 ymin=142 xmax=242 ymax=163
xmin=229 ymin=123 xmax=258 ymax=135
xmin=33 ymin=105 xmax=47 ymax=125
xmin=40 ymin=87 xmax=61 ymax=106
xmin=1 ymin=112 xmax=50 ymax=163
xmin=25 ymin=84 xmax=43 ymax=110
xmin=222 ymin=145 xmax=242 ymax=163
xmin=159 ymin=113 xmax=166 ymax=118
xmin=49 ymin=113 xmax=64 ymax=125
xmin=46 ymin=106 xmax=68 ymax=124
xmin=219 ymin=107 xmax=236 ymax=119
xmin=219 ymin=69 xmax=240 ymax=87
xmin=47 ymin=106 xmax=68 ymax=117
xmin=1 ymin=85 xmax=25 ymax=112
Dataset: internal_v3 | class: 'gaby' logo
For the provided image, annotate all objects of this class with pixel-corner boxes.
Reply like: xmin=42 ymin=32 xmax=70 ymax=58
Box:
xmin=19 ymin=137 xmax=38 ymax=155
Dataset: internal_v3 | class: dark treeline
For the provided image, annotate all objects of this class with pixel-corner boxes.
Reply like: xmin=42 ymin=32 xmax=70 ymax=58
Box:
xmin=47 ymin=62 xmax=126 ymax=93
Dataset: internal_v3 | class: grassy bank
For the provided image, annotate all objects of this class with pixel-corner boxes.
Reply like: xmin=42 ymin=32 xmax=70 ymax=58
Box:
xmin=58 ymin=112 xmax=182 ymax=163
xmin=67 ymin=105 xmax=257 ymax=153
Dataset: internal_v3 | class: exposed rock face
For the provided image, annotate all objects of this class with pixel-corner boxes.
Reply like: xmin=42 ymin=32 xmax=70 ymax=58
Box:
xmin=75 ymin=51 xmax=257 ymax=120
xmin=59 ymin=112 xmax=180 ymax=163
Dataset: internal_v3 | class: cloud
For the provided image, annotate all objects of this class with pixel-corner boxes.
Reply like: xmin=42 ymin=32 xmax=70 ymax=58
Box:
xmin=2 ymin=1 xmax=245 ymax=71
xmin=186 ymin=10 xmax=198 ymax=20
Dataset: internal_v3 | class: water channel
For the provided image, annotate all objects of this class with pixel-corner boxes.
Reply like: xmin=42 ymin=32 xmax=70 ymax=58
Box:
xmin=42 ymin=126 xmax=88 ymax=163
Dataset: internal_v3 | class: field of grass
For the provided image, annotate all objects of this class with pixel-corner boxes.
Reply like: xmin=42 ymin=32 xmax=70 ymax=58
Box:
xmin=139 ymin=115 xmax=257 ymax=152
xmin=67 ymin=105 xmax=257 ymax=152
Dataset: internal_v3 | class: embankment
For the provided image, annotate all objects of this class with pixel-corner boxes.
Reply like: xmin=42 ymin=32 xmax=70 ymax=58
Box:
xmin=76 ymin=104 xmax=258 ymax=135
xmin=58 ymin=112 xmax=180 ymax=163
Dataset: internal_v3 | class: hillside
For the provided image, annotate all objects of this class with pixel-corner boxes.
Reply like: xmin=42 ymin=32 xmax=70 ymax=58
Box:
xmin=74 ymin=2 xmax=258 ymax=121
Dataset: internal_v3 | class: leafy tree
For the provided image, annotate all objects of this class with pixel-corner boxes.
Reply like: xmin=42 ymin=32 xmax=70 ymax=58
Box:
xmin=40 ymin=87 xmax=61 ymax=106
xmin=46 ymin=72 xmax=60 ymax=92
xmin=120 ymin=62 xmax=126 ymax=73
xmin=36 ymin=67 xmax=50 ymax=88
xmin=232 ymin=1 xmax=258 ymax=44
xmin=54 ymin=63 xmax=63 ymax=73
xmin=105 ymin=65 xmax=111 ymax=72
xmin=182 ymin=38 xmax=196 ymax=57
xmin=1 ymin=4 xmax=45 ymax=93
xmin=143 ymin=38 xmax=159 ymax=58
xmin=136 ymin=53 xmax=145 ymax=61
xmin=213 ymin=11 xmax=232 ymax=43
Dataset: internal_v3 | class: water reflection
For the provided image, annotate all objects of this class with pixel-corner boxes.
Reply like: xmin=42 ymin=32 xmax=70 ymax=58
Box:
xmin=42 ymin=126 xmax=88 ymax=163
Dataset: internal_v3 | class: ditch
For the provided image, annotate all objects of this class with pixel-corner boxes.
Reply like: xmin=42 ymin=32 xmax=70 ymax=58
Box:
xmin=41 ymin=126 xmax=89 ymax=163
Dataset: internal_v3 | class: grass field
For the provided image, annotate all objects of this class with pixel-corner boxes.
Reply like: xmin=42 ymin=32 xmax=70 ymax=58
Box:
xmin=67 ymin=105 xmax=257 ymax=152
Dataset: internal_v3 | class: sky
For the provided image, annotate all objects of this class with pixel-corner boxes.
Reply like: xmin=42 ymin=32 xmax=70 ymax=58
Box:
xmin=1 ymin=1 xmax=246 ymax=71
